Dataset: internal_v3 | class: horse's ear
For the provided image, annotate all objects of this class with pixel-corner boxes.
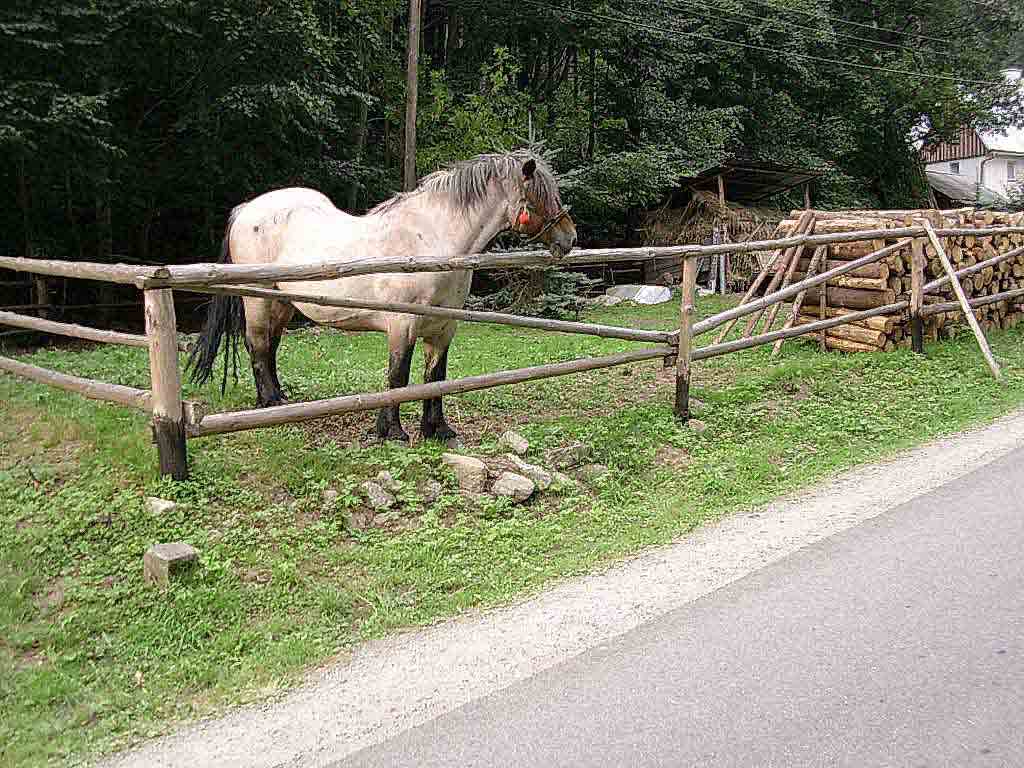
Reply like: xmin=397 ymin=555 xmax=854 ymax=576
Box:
xmin=522 ymin=159 xmax=536 ymax=181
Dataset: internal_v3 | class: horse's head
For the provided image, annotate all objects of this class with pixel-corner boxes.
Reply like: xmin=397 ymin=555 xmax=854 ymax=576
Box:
xmin=509 ymin=157 xmax=577 ymax=258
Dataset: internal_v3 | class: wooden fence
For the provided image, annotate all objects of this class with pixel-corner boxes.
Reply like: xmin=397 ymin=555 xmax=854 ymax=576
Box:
xmin=2 ymin=217 xmax=1023 ymax=480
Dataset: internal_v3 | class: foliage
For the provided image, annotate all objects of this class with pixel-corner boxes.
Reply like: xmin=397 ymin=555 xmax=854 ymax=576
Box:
xmin=0 ymin=0 xmax=1020 ymax=265
xmin=466 ymin=268 xmax=602 ymax=319
xmin=416 ymin=46 xmax=530 ymax=171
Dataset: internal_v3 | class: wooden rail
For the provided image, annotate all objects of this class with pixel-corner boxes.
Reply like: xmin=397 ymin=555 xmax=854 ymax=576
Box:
xmin=2 ymin=218 xmax=1021 ymax=477
xmin=0 ymin=310 xmax=152 ymax=348
xmin=0 ymin=355 xmax=152 ymax=410
xmin=185 ymin=285 xmax=674 ymax=344
xmin=188 ymin=346 xmax=674 ymax=438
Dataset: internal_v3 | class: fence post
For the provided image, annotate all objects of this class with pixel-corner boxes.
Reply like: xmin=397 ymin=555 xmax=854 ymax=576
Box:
xmin=145 ymin=288 xmax=188 ymax=479
xmin=910 ymin=237 xmax=925 ymax=354
xmin=675 ymin=255 xmax=698 ymax=421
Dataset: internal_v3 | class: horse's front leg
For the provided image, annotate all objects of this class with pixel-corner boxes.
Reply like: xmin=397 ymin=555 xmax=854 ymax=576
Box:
xmin=376 ymin=331 xmax=415 ymax=443
xmin=421 ymin=329 xmax=457 ymax=443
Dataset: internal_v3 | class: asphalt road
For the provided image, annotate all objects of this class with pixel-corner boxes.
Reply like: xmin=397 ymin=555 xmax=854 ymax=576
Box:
xmin=337 ymin=446 xmax=1024 ymax=768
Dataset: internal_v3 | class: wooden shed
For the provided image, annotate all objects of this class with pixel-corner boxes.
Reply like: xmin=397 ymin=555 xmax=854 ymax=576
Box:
xmin=638 ymin=161 xmax=825 ymax=290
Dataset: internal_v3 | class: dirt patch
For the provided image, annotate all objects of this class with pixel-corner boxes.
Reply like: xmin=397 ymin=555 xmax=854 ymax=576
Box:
xmin=655 ymin=446 xmax=692 ymax=470
xmin=33 ymin=580 xmax=65 ymax=615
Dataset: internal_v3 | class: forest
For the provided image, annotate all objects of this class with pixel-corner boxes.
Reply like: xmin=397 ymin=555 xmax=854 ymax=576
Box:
xmin=2 ymin=0 xmax=1022 ymax=267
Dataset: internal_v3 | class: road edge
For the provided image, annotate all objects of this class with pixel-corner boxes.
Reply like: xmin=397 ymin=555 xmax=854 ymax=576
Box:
xmin=104 ymin=410 xmax=1024 ymax=768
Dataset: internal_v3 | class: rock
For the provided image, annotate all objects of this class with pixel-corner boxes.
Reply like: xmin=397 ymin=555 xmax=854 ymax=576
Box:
xmin=491 ymin=472 xmax=536 ymax=502
xmin=144 ymin=497 xmax=176 ymax=516
xmin=374 ymin=470 xmax=401 ymax=492
xmin=546 ymin=442 xmax=591 ymax=470
xmin=498 ymin=430 xmax=530 ymax=456
xmin=420 ymin=479 xmax=443 ymax=505
xmin=590 ymin=294 xmax=624 ymax=307
xmin=687 ymin=418 xmax=708 ymax=433
xmin=605 ymin=284 xmax=672 ymax=305
xmin=321 ymin=489 xmax=340 ymax=508
xmin=441 ymin=453 xmax=488 ymax=493
xmin=577 ymin=463 xmax=610 ymax=483
xmin=445 ymin=437 xmax=466 ymax=451
xmin=505 ymin=454 xmax=552 ymax=491
xmin=143 ymin=543 xmax=198 ymax=587
xmin=361 ymin=481 xmax=396 ymax=511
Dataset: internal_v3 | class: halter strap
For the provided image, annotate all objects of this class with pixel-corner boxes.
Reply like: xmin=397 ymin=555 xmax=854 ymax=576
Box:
xmin=521 ymin=205 xmax=572 ymax=244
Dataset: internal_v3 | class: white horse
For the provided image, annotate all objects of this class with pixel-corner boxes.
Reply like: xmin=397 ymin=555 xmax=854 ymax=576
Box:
xmin=188 ymin=149 xmax=577 ymax=443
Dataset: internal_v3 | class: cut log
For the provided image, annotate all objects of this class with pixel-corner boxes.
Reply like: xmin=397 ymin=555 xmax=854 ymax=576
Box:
xmin=796 ymin=315 xmax=887 ymax=346
xmin=794 ymin=274 xmax=888 ymax=291
xmin=799 ymin=304 xmax=901 ymax=332
xmin=797 ymin=259 xmax=888 ymax=279
xmin=800 ymin=286 xmax=897 ymax=310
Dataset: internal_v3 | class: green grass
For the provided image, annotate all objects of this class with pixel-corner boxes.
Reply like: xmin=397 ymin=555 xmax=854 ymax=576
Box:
xmin=3 ymin=295 xmax=1024 ymax=766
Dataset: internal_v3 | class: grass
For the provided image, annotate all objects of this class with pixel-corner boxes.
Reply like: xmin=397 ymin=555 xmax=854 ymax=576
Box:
xmin=2 ymin=294 xmax=1024 ymax=766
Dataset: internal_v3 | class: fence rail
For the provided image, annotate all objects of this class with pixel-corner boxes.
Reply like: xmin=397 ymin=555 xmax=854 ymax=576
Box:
xmin=1 ymin=215 xmax=1021 ymax=479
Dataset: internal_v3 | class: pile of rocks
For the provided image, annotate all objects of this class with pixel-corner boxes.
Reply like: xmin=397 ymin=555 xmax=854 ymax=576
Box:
xmin=441 ymin=430 xmax=606 ymax=505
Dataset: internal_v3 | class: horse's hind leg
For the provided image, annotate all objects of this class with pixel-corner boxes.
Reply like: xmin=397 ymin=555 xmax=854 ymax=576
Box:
xmin=376 ymin=328 xmax=415 ymax=442
xmin=242 ymin=296 xmax=288 ymax=408
xmin=267 ymin=299 xmax=294 ymax=401
xmin=420 ymin=329 xmax=457 ymax=442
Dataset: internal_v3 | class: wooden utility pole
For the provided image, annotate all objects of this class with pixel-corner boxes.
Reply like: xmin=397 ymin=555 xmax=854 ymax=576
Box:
xmin=403 ymin=0 xmax=422 ymax=192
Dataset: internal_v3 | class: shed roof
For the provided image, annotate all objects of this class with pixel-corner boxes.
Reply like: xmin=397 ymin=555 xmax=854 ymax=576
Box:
xmin=676 ymin=161 xmax=826 ymax=205
xmin=926 ymin=170 xmax=1008 ymax=207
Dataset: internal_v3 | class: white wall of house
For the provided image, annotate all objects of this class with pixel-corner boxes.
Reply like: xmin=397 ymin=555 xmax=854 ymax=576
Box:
xmin=924 ymin=154 xmax=1022 ymax=197
xmin=983 ymin=156 xmax=1023 ymax=196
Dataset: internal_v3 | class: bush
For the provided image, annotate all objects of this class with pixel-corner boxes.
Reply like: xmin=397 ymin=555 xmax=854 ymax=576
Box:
xmin=467 ymin=269 xmax=602 ymax=320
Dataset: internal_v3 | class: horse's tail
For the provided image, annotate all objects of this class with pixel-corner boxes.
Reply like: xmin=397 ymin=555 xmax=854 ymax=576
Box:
xmin=186 ymin=205 xmax=246 ymax=394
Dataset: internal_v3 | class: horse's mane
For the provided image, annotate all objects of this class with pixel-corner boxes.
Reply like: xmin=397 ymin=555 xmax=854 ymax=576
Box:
xmin=369 ymin=149 xmax=560 ymax=216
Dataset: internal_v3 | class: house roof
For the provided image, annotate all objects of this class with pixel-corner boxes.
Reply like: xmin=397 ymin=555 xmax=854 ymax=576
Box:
xmin=926 ymin=170 xmax=1008 ymax=207
xmin=979 ymin=125 xmax=1024 ymax=154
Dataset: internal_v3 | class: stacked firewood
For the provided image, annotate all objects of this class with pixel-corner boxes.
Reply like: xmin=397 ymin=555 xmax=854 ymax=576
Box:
xmin=773 ymin=208 xmax=1024 ymax=353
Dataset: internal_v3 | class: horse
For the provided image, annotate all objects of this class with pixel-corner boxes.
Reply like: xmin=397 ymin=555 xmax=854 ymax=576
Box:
xmin=187 ymin=149 xmax=578 ymax=444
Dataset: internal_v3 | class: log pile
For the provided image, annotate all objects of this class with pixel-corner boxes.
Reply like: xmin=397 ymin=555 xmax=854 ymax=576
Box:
xmin=770 ymin=208 xmax=1024 ymax=353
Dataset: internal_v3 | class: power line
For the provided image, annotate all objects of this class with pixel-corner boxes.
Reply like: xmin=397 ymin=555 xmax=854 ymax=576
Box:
xmin=737 ymin=0 xmax=953 ymax=47
xmin=664 ymin=0 xmax=951 ymax=60
xmin=523 ymin=0 xmax=1004 ymax=86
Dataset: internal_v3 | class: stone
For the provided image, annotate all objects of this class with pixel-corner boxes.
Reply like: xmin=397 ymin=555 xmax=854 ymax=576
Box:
xmin=420 ymin=479 xmax=443 ymax=505
xmin=605 ymin=284 xmax=672 ymax=305
xmin=498 ymin=430 xmax=529 ymax=456
xmin=577 ymin=463 xmax=610 ymax=483
xmin=590 ymin=294 xmax=624 ymax=307
xmin=143 ymin=543 xmax=198 ymax=587
xmin=546 ymin=442 xmax=591 ymax=470
xmin=374 ymin=470 xmax=401 ymax=492
xmin=505 ymin=454 xmax=552 ymax=491
xmin=361 ymin=481 xmax=396 ymax=511
xmin=144 ymin=497 xmax=176 ymax=516
xmin=441 ymin=453 xmax=488 ymax=493
xmin=491 ymin=472 xmax=536 ymax=502
xmin=321 ymin=489 xmax=340 ymax=508
xmin=687 ymin=418 xmax=708 ymax=433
